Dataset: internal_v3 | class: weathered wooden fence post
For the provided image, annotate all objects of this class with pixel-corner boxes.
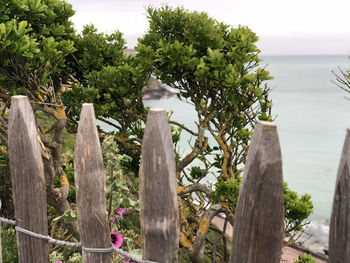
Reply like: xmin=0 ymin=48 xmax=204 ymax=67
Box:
xmin=230 ymin=121 xmax=284 ymax=263
xmin=140 ymin=109 xmax=179 ymax=263
xmin=8 ymin=95 xmax=49 ymax=262
xmin=328 ymin=129 xmax=350 ymax=262
xmin=74 ymin=104 xmax=112 ymax=263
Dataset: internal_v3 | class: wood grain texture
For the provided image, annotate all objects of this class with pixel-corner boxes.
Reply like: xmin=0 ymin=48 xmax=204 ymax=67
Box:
xmin=140 ymin=109 xmax=179 ymax=263
xmin=230 ymin=121 xmax=284 ymax=263
xmin=329 ymin=129 xmax=350 ymax=263
xmin=8 ymin=95 xmax=49 ymax=262
xmin=74 ymin=104 xmax=112 ymax=263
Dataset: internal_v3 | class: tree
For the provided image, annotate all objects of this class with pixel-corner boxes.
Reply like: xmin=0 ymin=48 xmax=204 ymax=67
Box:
xmin=139 ymin=6 xmax=312 ymax=261
xmin=0 ymin=0 xmax=79 ymax=236
xmin=62 ymin=24 xmax=153 ymax=167
xmin=139 ymin=6 xmax=273 ymax=261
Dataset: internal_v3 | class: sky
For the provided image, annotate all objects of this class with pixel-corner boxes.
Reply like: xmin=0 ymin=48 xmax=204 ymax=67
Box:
xmin=67 ymin=0 xmax=350 ymax=55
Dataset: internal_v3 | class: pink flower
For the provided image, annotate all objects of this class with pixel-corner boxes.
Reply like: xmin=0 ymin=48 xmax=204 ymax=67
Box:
xmin=111 ymin=232 xmax=123 ymax=248
xmin=111 ymin=217 xmax=116 ymax=223
xmin=114 ymin=208 xmax=126 ymax=219
xmin=54 ymin=261 xmax=62 ymax=263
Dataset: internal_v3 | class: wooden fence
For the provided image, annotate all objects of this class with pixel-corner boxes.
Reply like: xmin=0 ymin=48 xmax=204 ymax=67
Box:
xmin=1 ymin=95 xmax=350 ymax=262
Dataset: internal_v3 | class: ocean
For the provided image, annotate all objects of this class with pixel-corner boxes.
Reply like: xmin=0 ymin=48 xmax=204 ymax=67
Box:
xmin=144 ymin=55 xmax=350 ymax=251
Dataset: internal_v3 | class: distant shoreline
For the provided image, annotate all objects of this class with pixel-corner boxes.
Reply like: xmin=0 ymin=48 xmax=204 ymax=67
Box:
xmin=142 ymin=78 xmax=178 ymax=100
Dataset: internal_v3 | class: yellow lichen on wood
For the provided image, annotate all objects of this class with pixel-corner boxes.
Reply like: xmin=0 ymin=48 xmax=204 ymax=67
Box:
xmin=37 ymin=93 xmax=45 ymax=102
xmin=177 ymin=186 xmax=185 ymax=194
xmin=38 ymin=86 xmax=48 ymax=95
xmin=54 ymin=106 xmax=66 ymax=120
xmin=198 ymin=219 xmax=209 ymax=234
xmin=60 ymin=175 xmax=69 ymax=186
xmin=179 ymin=201 xmax=187 ymax=218
xmin=36 ymin=133 xmax=50 ymax=160
xmin=44 ymin=123 xmax=55 ymax=134
xmin=136 ymin=234 xmax=142 ymax=248
xmin=0 ymin=146 xmax=7 ymax=154
xmin=228 ymin=212 xmax=234 ymax=222
xmin=221 ymin=201 xmax=229 ymax=209
xmin=180 ymin=232 xmax=193 ymax=251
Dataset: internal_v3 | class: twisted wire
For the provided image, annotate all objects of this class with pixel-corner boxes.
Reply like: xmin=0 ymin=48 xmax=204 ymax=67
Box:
xmin=0 ymin=217 xmax=158 ymax=263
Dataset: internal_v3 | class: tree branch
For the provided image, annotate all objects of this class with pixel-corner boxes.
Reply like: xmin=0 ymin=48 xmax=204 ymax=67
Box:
xmin=178 ymin=183 xmax=211 ymax=197
xmin=169 ymin=120 xmax=198 ymax=136
xmin=190 ymin=204 xmax=222 ymax=262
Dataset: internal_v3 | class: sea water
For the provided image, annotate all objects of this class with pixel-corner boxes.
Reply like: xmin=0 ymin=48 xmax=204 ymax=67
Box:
xmin=265 ymin=55 xmax=350 ymax=249
xmin=144 ymin=55 xmax=350 ymax=250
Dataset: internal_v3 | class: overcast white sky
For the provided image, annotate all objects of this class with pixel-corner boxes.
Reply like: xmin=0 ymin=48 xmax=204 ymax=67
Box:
xmin=67 ymin=0 xmax=350 ymax=55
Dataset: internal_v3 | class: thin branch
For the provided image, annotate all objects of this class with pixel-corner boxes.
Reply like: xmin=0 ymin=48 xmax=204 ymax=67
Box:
xmin=114 ymin=135 xmax=141 ymax=151
xmin=169 ymin=120 xmax=198 ymax=136
xmin=97 ymin=117 xmax=121 ymax=130
xmin=176 ymin=136 xmax=208 ymax=173
xmin=178 ymin=183 xmax=211 ymax=197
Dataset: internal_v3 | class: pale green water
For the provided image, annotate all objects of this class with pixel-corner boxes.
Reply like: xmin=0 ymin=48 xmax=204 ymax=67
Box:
xmin=144 ymin=55 xmax=350 ymax=248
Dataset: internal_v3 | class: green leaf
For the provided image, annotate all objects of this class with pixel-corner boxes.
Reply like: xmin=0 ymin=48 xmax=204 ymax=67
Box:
xmin=0 ymin=15 xmax=9 ymax=21
xmin=0 ymin=23 xmax=5 ymax=35
xmin=17 ymin=21 xmax=28 ymax=35
xmin=22 ymin=51 xmax=33 ymax=58
xmin=61 ymin=210 xmax=77 ymax=223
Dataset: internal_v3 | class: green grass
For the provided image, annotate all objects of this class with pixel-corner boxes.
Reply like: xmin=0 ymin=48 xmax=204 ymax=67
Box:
xmin=1 ymin=228 xmax=18 ymax=263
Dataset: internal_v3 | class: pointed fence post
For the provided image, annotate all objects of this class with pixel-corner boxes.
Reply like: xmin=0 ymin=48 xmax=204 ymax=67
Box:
xmin=8 ymin=95 xmax=49 ymax=262
xmin=140 ymin=109 xmax=179 ymax=263
xmin=230 ymin=121 xmax=284 ymax=263
xmin=74 ymin=104 xmax=112 ymax=263
xmin=329 ymin=129 xmax=350 ymax=262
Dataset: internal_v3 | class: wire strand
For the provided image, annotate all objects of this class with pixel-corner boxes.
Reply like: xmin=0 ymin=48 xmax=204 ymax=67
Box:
xmin=0 ymin=217 xmax=158 ymax=263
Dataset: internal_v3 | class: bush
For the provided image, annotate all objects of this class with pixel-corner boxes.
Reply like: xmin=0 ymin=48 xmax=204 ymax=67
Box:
xmin=294 ymin=253 xmax=315 ymax=263
xmin=1 ymin=227 xmax=18 ymax=263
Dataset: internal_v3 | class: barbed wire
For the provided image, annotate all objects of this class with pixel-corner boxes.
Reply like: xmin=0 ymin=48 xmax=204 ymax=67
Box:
xmin=0 ymin=216 xmax=158 ymax=263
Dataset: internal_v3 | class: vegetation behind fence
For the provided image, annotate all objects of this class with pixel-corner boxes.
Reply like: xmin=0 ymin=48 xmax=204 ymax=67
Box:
xmin=2 ymin=95 xmax=350 ymax=262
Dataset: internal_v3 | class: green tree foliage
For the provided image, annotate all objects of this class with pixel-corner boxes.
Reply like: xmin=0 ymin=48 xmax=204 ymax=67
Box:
xmin=62 ymin=24 xmax=154 ymax=172
xmin=0 ymin=0 xmax=75 ymax=92
xmin=284 ymin=183 xmax=313 ymax=244
xmin=63 ymin=24 xmax=152 ymax=123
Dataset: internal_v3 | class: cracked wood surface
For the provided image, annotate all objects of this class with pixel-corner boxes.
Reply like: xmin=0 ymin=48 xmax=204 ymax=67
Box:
xmin=9 ymin=96 xmax=49 ymax=262
xmin=74 ymin=104 xmax=112 ymax=263
xmin=230 ymin=121 xmax=284 ymax=263
xmin=140 ymin=109 xmax=179 ymax=263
